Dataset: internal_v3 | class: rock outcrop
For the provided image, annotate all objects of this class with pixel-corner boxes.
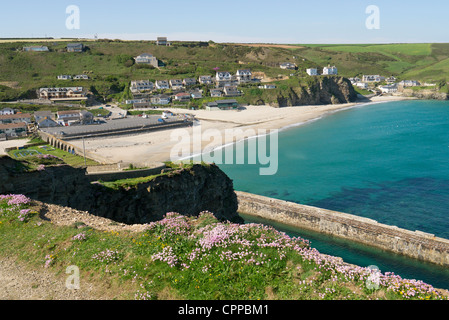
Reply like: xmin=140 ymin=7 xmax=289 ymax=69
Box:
xmin=272 ymin=76 xmax=358 ymax=108
xmin=401 ymin=88 xmax=449 ymax=100
xmin=0 ymin=156 xmax=241 ymax=224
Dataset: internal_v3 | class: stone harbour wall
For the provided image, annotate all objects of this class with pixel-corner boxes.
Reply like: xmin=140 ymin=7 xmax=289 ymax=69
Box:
xmin=236 ymin=191 xmax=449 ymax=267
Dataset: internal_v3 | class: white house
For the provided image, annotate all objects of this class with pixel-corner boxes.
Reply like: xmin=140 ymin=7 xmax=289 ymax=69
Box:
xmin=306 ymin=68 xmax=318 ymax=76
xmin=183 ymin=78 xmax=197 ymax=87
xmin=74 ymin=74 xmax=89 ymax=80
xmin=151 ymin=95 xmax=171 ymax=105
xmin=323 ymin=66 xmax=338 ymax=75
xmin=130 ymin=80 xmax=154 ymax=93
xmin=236 ymin=69 xmax=252 ymax=83
xmin=0 ymin=107 xmax=15 ymax=115
xmin=199 ymin=76 xmax=213 ymax=85
xmin=169 ymin=79 xmax=183 ymax=90
xmin=58 ymin=75 xmax=72 ymax=80
xmin=155 ymin=80 xmax=170 ymax=90
xmin=57 ymin=110 xmax=81 ymax=126
xmin=399 ymin=80 xmax=421 ymax=87
xmin=215 ymin=71 xmax=233 ymax=87
xmin=223 ymin=86 xmax=241 ymax=97
xmin=280 ymin=62 xmax=296 ymax=70
xmin=379 ymin=84 xmax=398 ymax=93
xmin=354 ymin=82 xmax=369 ymax=89
xmin=135 ymin=53 xmax=158 ymax=68
xmin=362 ymin=75 xmax=384 ymax=83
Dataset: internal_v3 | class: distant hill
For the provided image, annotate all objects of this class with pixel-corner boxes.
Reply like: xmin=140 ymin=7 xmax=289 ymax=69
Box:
xmin=0 ymin=40 xmax=448 ymax=102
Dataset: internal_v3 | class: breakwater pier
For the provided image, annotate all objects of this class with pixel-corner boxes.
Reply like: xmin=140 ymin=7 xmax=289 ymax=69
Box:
xmin=236 ymin=191 xmax=449 ymax=267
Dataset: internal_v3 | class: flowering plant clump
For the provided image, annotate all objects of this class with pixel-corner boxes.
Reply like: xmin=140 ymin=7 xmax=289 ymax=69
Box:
xmin=28 ymin=154 xmax=64 ymax=166
xmin=92 ymin=249 xmax=122 ymax=264
xmin=145 ymin=212 xmax=191 ymax=240
xmin=72 ymin=233 xmax=87 ymax=241
xmin=0 ymin=195 xmax=33 ymax=221
xmin=44 ymin=254 xmax=55 ymax=268
xmin=18 ymin=209 xmax=36 ymax=222
xmin=137 ymin=211 xmax=448 ymax=300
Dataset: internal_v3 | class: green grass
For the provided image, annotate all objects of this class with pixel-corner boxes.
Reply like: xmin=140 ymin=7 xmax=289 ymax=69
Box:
xmin=8 ymin=144 xmax=98 ymax=168
xmin=0 ymin=195 xmax=447 ymax=300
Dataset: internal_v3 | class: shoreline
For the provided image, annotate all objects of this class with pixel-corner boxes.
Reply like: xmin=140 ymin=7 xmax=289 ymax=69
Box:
xmin=69 ymin=95 xmax=414 ymax=166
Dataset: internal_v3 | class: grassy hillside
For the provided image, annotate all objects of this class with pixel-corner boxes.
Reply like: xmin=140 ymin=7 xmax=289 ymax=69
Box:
xmin=1 ymin=40 xmax=448 ymax=102
xmin=1 ymin=193 xmax=448 ymax=300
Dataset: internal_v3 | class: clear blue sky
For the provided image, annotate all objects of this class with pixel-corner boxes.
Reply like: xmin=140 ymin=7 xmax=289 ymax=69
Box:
xmin=0 ymin=0 xmax=448 ymax=43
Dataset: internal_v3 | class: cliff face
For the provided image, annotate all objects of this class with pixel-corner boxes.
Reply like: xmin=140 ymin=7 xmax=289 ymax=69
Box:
xmin=272 ymin=76 xmax=358 ymax=108
xmin=401 ymin=88 xmax=449 ymax=100
xmin=0 ymin=157 xmax=241 ymax=224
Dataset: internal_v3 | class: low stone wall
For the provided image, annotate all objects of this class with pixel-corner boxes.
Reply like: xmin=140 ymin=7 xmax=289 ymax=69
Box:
xmin=85 ymin=164 xmax=166 ymax=182
xmin=236 ymin=191 xmax=449 ymax=267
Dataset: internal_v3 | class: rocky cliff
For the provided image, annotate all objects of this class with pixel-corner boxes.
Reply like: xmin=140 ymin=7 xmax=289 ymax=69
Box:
xmin=0 ymin=156 xmax=241 ymax=224
xmin=269 ymin=76 xmax=358 ymax=108
xmin=401 ymin=88 xmax=449 ymax=100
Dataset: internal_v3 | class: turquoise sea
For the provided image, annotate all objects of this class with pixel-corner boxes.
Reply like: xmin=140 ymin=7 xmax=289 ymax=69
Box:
xmin=216 ymin=100 xmax=449 ymax=290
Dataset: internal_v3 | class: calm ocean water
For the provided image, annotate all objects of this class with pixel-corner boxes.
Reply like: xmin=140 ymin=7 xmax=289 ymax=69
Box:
xmin=216 ymin=100 xmax=449 ymax=289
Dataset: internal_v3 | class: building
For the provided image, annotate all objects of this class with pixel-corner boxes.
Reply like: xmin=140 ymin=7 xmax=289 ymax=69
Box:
xmin=379 ymin=84 xmax=398 ymax=94
xmin=155 ymin=80 xmax=170 ymax=90
xmin=354 ymin=82 xmax=369 ymax=89
xmin=210 ymin=89 xmax=223 ymax=97
xmin=199 ymin=75 xmax=213 ymax=85
xmin=67 ymin=43 xmax=84 ymax=53
xmin=0 ymin=113 xmax=32 ymax=124
xmin=362 ymin=75 xmax=384 ymax=83
xmin=223 ymin=86 xmax=241 ymax=97
xmin=34 ymin=111 xmax=53 ymax=123
xmin=0 ymin=122 xmax=27 ymax=138
xmin=0 ymin=107 xmax=15 ymax=115
xmin=58 ymin=75 xmax=72 ymax=80
xmin=151 ymin=95 xmax=171 ymax=105
xmin=80 ymin=111 xmax=94 ymax=124
xmin=190 ymin=90 xmax=202 ymax=99
xmin=280 ymin=62 xmax=296 ymax=70
xmin=23 ymin=46 xmax=49 ymax=52
xmin=183 ymin=78 xmax=197 ymax=87
xmin=323 ymin=65 xmax=338 ymax=75
xmin=57 ymin=110 xmax=81 ymax=126
xmin=206 ymin=99 xmax=239 ymax=111
xmin=306 ymin=68 xmax=319 ymax=76
xmin=174 ymin=92 xmax=191 ymax=102
xmin=130 ymin=80 xmax=154 ymax=94
xmin=74 ymin=74 xmax=89 ymax=80
xmin=135 ymin=53 xmax=159 ymax=68
xmin=399 ymin=80 xmax=421 ymax=87
xmin=157 ymin=37 xmax=168 ymax=46
xmin=37 ymin=118 xmax=60 ymax=129
xmin=236 ymin=69 xmax=252 ymax=83
xmin=386 ymin=76 xmax=397 ymax=84
xmin=215 ymin=71 xmax=233 ymax=87
xmin=169 ymin=79 xmax=184 ymax=90
xmin=258 ymin=84 xmax=276 ymax=89
xmin=39 ymin=87 xmax=87 ymax=101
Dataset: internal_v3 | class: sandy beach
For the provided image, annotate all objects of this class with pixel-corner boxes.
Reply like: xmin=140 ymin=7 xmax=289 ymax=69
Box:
xmin=70 ymin=95 xmax=413 ymax=166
